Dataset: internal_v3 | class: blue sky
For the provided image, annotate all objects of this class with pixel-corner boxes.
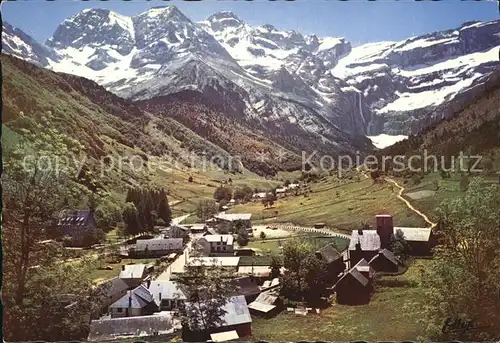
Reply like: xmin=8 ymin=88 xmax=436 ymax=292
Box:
xmin=2 ymin=0 xmax=498 ymax=45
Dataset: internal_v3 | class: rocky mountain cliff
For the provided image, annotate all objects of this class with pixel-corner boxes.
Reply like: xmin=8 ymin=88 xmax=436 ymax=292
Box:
xmin=331 ymin=20 xmax=500 ymax=135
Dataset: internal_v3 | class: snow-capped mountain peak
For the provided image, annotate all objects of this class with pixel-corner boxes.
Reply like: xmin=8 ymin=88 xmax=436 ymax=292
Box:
xmin=2 ymin=6 xmax=499 ymax=139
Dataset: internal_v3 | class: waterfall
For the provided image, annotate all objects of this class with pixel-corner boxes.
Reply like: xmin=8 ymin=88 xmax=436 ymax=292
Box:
xmin=358 ymin=91 xmax=366 ymax=127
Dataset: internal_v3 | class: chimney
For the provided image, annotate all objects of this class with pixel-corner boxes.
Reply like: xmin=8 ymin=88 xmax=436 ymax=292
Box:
xmin=128 ymin=291 xmax=132 ymax=308
xmin=121 ymin=265 xmax=125 ymax=271
xmin=355 ymin=240 xmax=362 ymax=252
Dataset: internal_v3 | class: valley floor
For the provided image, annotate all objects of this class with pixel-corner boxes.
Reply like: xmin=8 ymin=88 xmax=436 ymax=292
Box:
xmin=251 ymin=258 xmax=429 ymax=341
xmin=229 ymin=175 xmax=427 ymax=233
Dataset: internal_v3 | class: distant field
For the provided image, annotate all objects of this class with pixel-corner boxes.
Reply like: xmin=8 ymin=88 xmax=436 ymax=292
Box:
xmin=251 ymin=259 xmax=430 ymax=341
xmin=150 ymin=166 xmax=280 ymax=216
xmin=229 ymin=176 xmax=427 ymax=233
xmin=247 ymin=233 xmax=349 ymax=255
xmin=400 ymin=172 xmax=499 ymax=222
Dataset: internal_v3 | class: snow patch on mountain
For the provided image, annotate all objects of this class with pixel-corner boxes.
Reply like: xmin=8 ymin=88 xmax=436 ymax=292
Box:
xmin=367 ymin=134 xmax=408 ymax=149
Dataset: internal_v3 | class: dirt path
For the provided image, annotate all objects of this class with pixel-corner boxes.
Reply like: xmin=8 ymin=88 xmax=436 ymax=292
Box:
xmin=356 ymin=166 xmax=437 ymax=228
xmin=385 ymin=177 xmax=437 ymax=228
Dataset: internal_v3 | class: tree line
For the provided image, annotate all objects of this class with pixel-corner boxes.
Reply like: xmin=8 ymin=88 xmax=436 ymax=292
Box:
xmin=122 ymin=187 xmax=172 ymax=236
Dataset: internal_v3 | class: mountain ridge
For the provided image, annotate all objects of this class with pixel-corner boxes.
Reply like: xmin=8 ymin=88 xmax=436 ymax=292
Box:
xmin=2 ymin=5 xmax=499 ymax=139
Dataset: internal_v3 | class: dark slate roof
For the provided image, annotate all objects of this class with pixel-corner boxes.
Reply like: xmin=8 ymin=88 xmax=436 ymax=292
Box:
xmin=88 ymin=312 xmax=177 ymax=341
xmin=57 ymin=210 xmax=95 ymax=228
xmin=95 ymin=277 xmax=129 ymax=298
xmin=316 ymin=244 xmax=342 ymax=263
xmin=348 ymin=230 xmax=381 ymax=251
xmin=109 ymin=285 xmax=155 ymax=309
xmin=336 ymin=267 xmax=369 ymax=288
xmin=353 ymin=258 xmax=376 ymax=278
xmin=369 ymin=249 xmax=399 ymax=266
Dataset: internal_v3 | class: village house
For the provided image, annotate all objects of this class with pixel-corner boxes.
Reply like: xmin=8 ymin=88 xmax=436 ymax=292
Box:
xmin=348 ymin=229 xmax=381 ymax=268
xmin=182 ymin=295 xmax=252 ymax=341
xmin=88 ymin=312 xmax=179 ymax=341
xmin=93 ymin=277 xmax=130 ymax=319
xmin=334 ymin=262 xmax=374 ymax=305
xmin=353 ymin=258 xmax=376 ymax=280
xmin=119 ymin=264 xmax=149 ymax=288
xmin=213 ymin=213 xmax=252 ymax=231
xmin=368 ymin=248 xmax=399 ymax=273
xmin=189 ymin=223 xmax=208 ymax=234
xmin=252 ymin=192 xmax=268 ymax=201
xmin=146 ymin=280 xmax=187 ymax=311
xmin=314 ymin=244 xmax=345 ymax=284
xmin=167 ymin=224 xmax=190 ymax=240
xmin=275 ymin=187 xmax=287 ymax=197
xmin=196 ymin=234 xmax=234 ymax=256
xmin=131 ymin=238 xmax=183 ymax=258
xmin=56 ymin=209 xmax=98 ymax=246
xmin=109 ymin=285 xmax=158 ymax=318
xmin=392 ymin=226 xmax=434 ymax=255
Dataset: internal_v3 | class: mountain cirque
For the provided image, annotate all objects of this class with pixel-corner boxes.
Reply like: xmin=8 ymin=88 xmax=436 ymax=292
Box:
xmin=2 ymin=6 xmax=499 ymax=139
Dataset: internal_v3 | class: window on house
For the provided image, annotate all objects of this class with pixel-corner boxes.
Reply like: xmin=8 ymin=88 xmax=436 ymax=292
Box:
xmin=117 ymin=308 xmax=123 ymax=313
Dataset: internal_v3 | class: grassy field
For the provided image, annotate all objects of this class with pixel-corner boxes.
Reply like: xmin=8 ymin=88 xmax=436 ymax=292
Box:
xmin=150 ymin=165 xmax=280 ymax=216
xmin=400 ymin=171 xmax=499 ymax=222
xmin=229 ymin=176 xmax=427 ymax=233
xmin=251 ymin=259 xmax=430 ymax=341
xmin=247 ymin=234 xmax=350 ymax=255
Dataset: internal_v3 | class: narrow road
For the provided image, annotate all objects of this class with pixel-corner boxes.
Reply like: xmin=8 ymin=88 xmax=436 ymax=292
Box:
xmin=172 ymin=214 xmax=190 ymax=225
xmin=385 ymin=177 xmax=437 ymax=228
xmin=356 ymin=165 xmax=436 ymax=228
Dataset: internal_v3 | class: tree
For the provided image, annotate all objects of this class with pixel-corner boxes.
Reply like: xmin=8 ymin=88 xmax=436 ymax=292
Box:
xmin=218 ymin=199 xmax=228 ymax=211
xmin=260 ymin=231 xmax=267 ymax=240
xmin=94 ymin=202 xmax=122 ymax=231
xmin=177 ymin=258 xmax=237 ymax=340
xmin=188 ymin=176 xmax=194 ymax=183
xmin=233 ymin=185 xmax=253 ymax=203
xmin=195 ymin=200 xmax=218 ymax=222
xmin=157 ymin=198 xmax=172 ymax=226
xmin=269 ymin=255 xmax=282 ymax=279
xmin=390 ymin=229 xmax=410 ymax=264
xmin=421 ymin=178 xmax=500 ymax=340
xmin=3 ymin=118 xmax=99 ymax=340
xmin=281 ymin=239 xmax=313 ymax=300
xmin=213 ymin=186 xmax=232 ymax=202
xmin=301 ymin=254 xmax=329 ymax=303
xmin=122 ymin=202 xmax=141 ymax=236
